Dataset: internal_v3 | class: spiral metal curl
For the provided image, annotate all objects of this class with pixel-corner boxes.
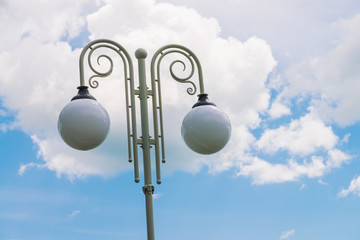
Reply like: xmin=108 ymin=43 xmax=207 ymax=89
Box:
xmin=86 ymin=45 xmax=120 ymax=89
xmin=157 ymin=49 xmax=199 ymax=96
xmin=168 ymin=54 xmax=197 ymax=95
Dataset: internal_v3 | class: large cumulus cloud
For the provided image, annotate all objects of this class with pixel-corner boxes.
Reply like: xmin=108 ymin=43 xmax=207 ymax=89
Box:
xmin=0 ymin=0 xmax=355 ymax=185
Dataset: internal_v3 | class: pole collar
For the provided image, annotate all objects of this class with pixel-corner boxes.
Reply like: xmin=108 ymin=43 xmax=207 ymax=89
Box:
xmin=142 ymin=184 xmax=155 ymax=195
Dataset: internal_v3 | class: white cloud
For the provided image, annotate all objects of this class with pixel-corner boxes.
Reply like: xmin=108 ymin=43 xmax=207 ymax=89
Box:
xmin=0 ymin=0 xmax=354 ymax=185
xmin=153 ymin=193 xmax=161 ymax=200
xmin=338 ymin=176 xmax=360 ymax=198
xmin=31 ymin=135 xmax=131 ymax=180
xmin=326 ymin=149 xmax=351 ymax=168
xmin=18 ymin=162 xmax=45 ymax=176
xmin=69 ymin=210 xmax=81 ymax=218
xmin=159 ymin=0 xmax=360 ymax=67
xmin=299 ymin=184 xmax=306 ymax=191
xmin=238 ymin=157 xmax=299 ymax=184
xmin=256 ymin=112 xmax=338 ymax=155
xmin=268 ymin=101 xmax=291 ymax=119
xmin=237 ymin=148 xmax=350 ymax=185
xmin=280 ymin=229 xmax=295 ymax=240
xmin=0 ymin=0 xmax=95 ymax=50
xmin=238 ymin=156 xmax=326 ymax=185
xmin=0 ymin=0 xmax=277 ymax=180
xmin=278 ymin=13 xmax=360 ymax=127
xmin=0 ymin=109 xmax=7 ymax=117
xmin=318 ymin=179 xmax=329 ymax=186
xmin=0 ymin=122 xmax=17 ymax=133
xmin=237 ymin=12 xmax=359 ymax=185
xmin=340 ymin=133 xmax=351 ymax=145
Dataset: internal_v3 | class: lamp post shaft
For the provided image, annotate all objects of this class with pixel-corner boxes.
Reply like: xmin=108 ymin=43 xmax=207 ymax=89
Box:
xmin=136 ymin=48 xmax=156 ymax=240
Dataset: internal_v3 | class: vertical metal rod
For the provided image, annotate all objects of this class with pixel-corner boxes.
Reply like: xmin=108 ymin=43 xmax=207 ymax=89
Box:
xmin=150 ymin=74 xmax=162 ymax=184
xmin=135 ymin=48 xmax=155 ymax=240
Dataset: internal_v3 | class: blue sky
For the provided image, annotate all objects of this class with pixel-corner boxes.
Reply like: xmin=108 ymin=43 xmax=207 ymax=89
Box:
xmin=1 ymin=0 xmax=360 ymax=239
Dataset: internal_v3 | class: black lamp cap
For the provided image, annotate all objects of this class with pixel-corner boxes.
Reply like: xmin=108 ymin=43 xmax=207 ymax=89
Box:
xmin=192 ymin=93 xmax=216 ymax=108
xmin=71 ymin=86 xmax=96 ymax=101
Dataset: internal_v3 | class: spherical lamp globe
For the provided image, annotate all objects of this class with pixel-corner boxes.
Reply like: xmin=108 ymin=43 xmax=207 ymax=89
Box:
xmin=58 ymin=88 xmax=110 ymax=151
xmin=181 ymin=95 xmax=231 ymax=155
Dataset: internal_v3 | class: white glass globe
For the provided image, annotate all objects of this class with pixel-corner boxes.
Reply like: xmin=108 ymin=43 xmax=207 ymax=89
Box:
xmin=181 ymin=105 xmax=231 ymax=155
xmin=58 ymin=99 xmax=110 ymax=151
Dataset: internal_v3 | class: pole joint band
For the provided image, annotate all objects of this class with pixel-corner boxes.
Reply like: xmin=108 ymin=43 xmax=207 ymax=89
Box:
xmin=142 ymin=184 xmax=155 ymax=195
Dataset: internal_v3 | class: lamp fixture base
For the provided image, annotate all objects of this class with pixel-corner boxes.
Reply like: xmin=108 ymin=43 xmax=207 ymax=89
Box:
xmin=192 ymin=93 xmax=216 ymax=108
xmin=71 ymin=86 xmax=96 ymax=101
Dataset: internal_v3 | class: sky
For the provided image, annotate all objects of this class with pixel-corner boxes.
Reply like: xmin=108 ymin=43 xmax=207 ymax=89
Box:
xmin=1 ymin=0 xmax=360 ymax=239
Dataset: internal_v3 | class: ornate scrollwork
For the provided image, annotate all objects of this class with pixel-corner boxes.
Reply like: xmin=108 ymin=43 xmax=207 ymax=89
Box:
xmin=167 ymin=52 xmax=196 ymax=95
xmin=88 ymin=54 xmax=113 ymax=88
xmin=152 ymin=47 xmax=204 ymax=96
xmin=85 ymin=44 xmax=120 ymax=89
xmin=78 ymin=39 xmax=140 ymax=183
xmin=77 ymin=40 xmax=207 ymax=186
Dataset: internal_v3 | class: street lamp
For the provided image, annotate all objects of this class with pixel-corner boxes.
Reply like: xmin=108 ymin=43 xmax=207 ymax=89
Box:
xmin=58 ymin=39 xmax=231 ymax=240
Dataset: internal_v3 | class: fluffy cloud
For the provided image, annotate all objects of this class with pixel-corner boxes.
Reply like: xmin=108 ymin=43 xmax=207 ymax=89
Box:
xmin=235 ymin=112 xmax=351 ymax=185
xmin=243 ymin=12 xmax=360 ymax=185
xmin=0 ymin=0 xmax=355 ymax=185
xmin=84 ymin=0 xmax=277 ymax=178
xmin=276 ymin=13 xmax=360 ymax=127
xmin=0 ymin=0 xmax=96 ymax=50
xmin=338 ymin=176 xmax=360 ymax=198
xmin=237 ymin=152 xmax=350 ymax=185
xmin=268 ymin=101 xmax=291 ymax=119
xmin=256 ymin=112 xmax=338 ymax=155
xmin=0 ymin=0 xmax=276 ymax=180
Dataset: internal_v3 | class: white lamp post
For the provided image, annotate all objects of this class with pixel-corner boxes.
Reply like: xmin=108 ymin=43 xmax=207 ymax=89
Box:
xmin=58 ymin=39 xmax=231 ymax=240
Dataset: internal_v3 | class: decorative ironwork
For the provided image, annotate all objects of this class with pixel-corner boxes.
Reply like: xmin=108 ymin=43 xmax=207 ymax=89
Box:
xmin=66 ymin=38 xmax=212 ymax=240
xmin=151 ymin=45 xmax=205 ymax=96
xmin=77 ymin=40 xmax=206 ymax=186
xmin=78 ymin=39 xmax=140 ymax=183
xmin=149 ymin=44 xmax=205 ymax=184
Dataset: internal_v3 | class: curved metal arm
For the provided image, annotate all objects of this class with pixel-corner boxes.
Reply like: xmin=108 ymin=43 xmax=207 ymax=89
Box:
xmin=149 ymin=44 xmax=206 ymax=183
xmin=150 ymin=44 xmax=205 ymax=95
xmin=79 ymin=39 xmax=131 ymax=87
xmin=78 ymin=39 xmax=140 ymax=183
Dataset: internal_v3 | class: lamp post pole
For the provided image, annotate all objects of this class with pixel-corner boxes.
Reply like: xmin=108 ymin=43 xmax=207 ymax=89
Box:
xmin=58 ymin=39 xmax=231 ymax=240
xmin=136 ymin=48 xmax=155 ymax=240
